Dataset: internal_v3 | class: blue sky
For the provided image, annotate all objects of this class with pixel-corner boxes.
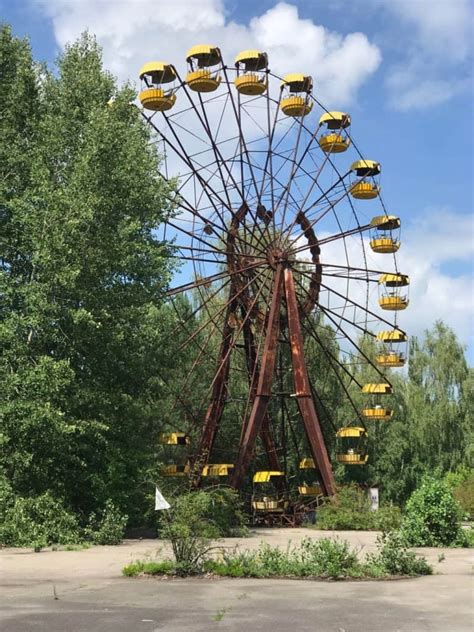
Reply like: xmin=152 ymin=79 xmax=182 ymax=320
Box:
xmin=2 ymin=0 xmax=473 ymax=362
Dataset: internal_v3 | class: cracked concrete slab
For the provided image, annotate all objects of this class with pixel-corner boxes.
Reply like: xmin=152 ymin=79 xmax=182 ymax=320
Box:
xmin=1 ymin=529 xmax=472 ymax=631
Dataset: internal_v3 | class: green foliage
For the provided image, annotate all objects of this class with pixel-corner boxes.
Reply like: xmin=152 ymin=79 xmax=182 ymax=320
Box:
xmin=201 ymin=487 xmax=248 ymax=537
xmin=0 ymin=493 xmax=127 ymax=548
xmin=0 ymin=25 xmax=176 ymax=529
xmin=315 ymin=486 xmax=401 ymax=531
xmin=445 ymin=466 xmax=474 ymax=519
xmin=0 ymin=493 xmax=80 ymax=549
xmin=156 ymin=489 xmax=246 ymax=574
xmin=373 ymin=323 xmax=471 ymax=504
xmin=464 ymin=527 xmax=474 ymax=548
xmin=401 ymin=477 xmax=466 ymax=547
xmin=85 ymin=499 xmax=127 ymax=545
xmin=367 ymin=531 xmax=432 ymax=576
xmin=159 ymin=490 xmax=227 ymax=574
xmin=62 ymin=542 xmax=92 ymax=551
xmin=122 ymin=559 xmax=175 ymax=577
xmin=124 ymin=535 xmax=432 ymax=579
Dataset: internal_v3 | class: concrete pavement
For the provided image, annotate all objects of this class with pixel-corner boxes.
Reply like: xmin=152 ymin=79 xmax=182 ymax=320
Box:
xmin=1 ymin=529 xmax=472 ymax=631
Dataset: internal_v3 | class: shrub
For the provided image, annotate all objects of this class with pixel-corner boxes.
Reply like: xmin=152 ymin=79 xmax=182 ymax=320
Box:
xmin=464 ymin=527 xmax=474 ymax=548
xmin=122 ymin=560 xmax=174 ymax=577
xmin=372 ymin=505 xmax=402 ymax=531
xmin=294 ymin=537 xmax=362 ymax=578
xmin=85 ymin=499 xmax=128 ymax=545
xmin=128 ymin=535 xmax=431 ymax=579
xmin=190 ymin=538 xmax=363 ymax=579
xmin=159 ymin=490 xmax=224 ymax=574
xmin=444 ymin=467 xmax=474 ymax=519
xmin=0 ymin=493 xmax=81 ymax=549
xmin=367 ymin=531 xmax=432 ymax=576
xmin=315 ymin=486 xmax=401 ymax=531
xmin=207 ymin=538 xmax=364 ymax=579
xmin=205 ymin=487 xmax=248 ymax=536
xmin=401 ymin=477 xmax=465 ymax=547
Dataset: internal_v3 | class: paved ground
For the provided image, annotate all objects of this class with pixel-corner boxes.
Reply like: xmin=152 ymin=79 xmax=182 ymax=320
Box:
xmin=0 ymin=529 xmax=472 ymax=631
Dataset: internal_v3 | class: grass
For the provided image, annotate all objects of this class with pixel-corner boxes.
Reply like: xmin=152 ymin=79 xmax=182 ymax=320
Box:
xmin=122 ymin=560 xmax=175 ymax=577
xmin=122 ymin=534 xmax=432 ymax=580
xmin=63 ymin=542 xmax=92 ymax=551
xmin=212 ymin=607 xmax=230 ymax=621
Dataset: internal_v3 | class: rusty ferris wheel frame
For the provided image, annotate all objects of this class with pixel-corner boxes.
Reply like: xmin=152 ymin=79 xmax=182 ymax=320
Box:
xmin=139 ymin=49 xmax=406 ymax=498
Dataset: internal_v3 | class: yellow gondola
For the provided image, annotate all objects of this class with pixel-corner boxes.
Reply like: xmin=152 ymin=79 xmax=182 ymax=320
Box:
xmin=158 ymin=432 xmax=190 ymax=445
xmin=336 ymin=427 xmax=368 ymax=465
xmin=139 ymin=61 xmax=177 ymax=111
xmin=378 ymin=273 xmax=410 ymax=311
xmin=350 ymin=159 xmax=380 ymax=200
xmin=161 ymin=464 xmax=190 ymax=477
xmin=376 ymin=329 xmax=408 ymax=343
xmin=252 ymin=471 xmax=289 ymax=512
xmin=201 ymin=464 xmax=234 ymax=477
xmin=318 ymin=111 xmax=351 ymax=153
xmin=362 ymin=383 xmax=393 ymax=394
xmin=370 ymin=215 xmax=401 ymax=253
xmin=361 ymin=384 xmax=393 ymax=421
xmin=186 ymin=44 xmax=222 ymax=92
xmin=376 ymin=331 xmax=408 ymax=368
xmin=280 ymin=74 xmax=313 ymax=117
xmin=319 ymin=111 xmax=351 ymax=129
xmin=362 ymin=407 xmax=394 ymax=421
xmin=298 ymin=458 xmax=322 ymax=496
xmin=298 ymin=485 xmax=323 ymax=496
xmin=234 ymin=50 xmax=268 ymax=95
xmin=376 ymin=352 xmax=406 ymax=367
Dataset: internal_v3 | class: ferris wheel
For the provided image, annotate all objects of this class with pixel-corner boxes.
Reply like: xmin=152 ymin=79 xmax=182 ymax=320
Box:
xmin=139 ymin=45 xmax=409 ymax=513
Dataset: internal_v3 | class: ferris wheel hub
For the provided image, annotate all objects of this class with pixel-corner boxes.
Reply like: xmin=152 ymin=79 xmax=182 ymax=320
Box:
xmin=266 ymin=245 xmax=290 ymax=268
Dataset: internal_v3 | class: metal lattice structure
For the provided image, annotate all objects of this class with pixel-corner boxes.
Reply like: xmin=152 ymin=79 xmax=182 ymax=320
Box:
xmin=139 ymin=47 xmax=409 ymax=515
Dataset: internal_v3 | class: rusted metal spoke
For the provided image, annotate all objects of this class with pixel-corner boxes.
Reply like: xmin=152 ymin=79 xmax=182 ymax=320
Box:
xmin=170 ymin=276 xmax=232 ymax=337
xmin=165 ymin=260 xmax=264 ymax=297
xmin=301 ymin=317 xmax=366 ymax=428
xmin=207 ymin=267 xmax=273 ymax=394
xmin=317 ymin=303 xmax=392 ymax=387
xmin=178 ymin=267 xmax=268 ymax=352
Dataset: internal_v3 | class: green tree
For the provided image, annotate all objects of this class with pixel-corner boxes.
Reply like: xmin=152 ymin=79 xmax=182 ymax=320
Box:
xmin=376 ymin=322 xmax=471 ymax=503
xmin=0 ymin=28 xmax=177 ymax=525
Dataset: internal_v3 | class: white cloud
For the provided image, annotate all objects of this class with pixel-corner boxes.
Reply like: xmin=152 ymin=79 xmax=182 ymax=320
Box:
xmin=373 ymin=0 xmax=473 ymax=110
xmin=386 ymin=62 xmax=470 ymax=110
xmin=396 ymin=208 xmax=474 ymax=346
xmin=379 ymin=0 xmax=472 ymax=62
xmin=34 ymin=0 xmax=381 ymax=107
xmin=297 ymin=207 xmax=474 ymax=356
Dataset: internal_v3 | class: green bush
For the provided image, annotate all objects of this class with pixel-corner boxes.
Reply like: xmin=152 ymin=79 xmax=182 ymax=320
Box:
xmin=444 ymin=467 xmax=474 ymax=519
xmin=367 ymin=531 xmax=432 ymax=576
xmin=125 ymin=535 xmax=432 ymax=579
xmin=315 ymin=486 xmax=401 ymax=531
xmin=85 ymin=499 xmax=128 ymax=545
xmin=205 ymin=487 xmax=248 ymax=536
xmin=294 ymin=537 xmax=362 ymax=578
xmin=122 ymin=560 xmax=174 ymax=577
xmin=464 ymin=527 xmax=474 ymax=548
xmin=159 ymin=490 xmax=224 ymax=574
xmin=0 ymin=493 xmax=81 ymax=549
xmin=401 ymin=478 xmax=466 ymax=547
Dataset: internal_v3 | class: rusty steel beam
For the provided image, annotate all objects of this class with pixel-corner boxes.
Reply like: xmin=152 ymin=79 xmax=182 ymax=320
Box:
xmin=283 ymin=267 xmax=336 ymax=497
xmin=190 ymin=288 xmax=236 ymax=487
xmin=230 ymin=265 xmax=284 ymax=488
xmin=242 ymin=317 xmax=281 ymax=472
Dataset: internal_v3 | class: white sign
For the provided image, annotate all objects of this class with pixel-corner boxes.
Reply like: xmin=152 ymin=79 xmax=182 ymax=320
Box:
xmin=155 ymin=486 xmax=171 ymax=511
xmin=369 ymin=487 xmax=379 ymax=511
